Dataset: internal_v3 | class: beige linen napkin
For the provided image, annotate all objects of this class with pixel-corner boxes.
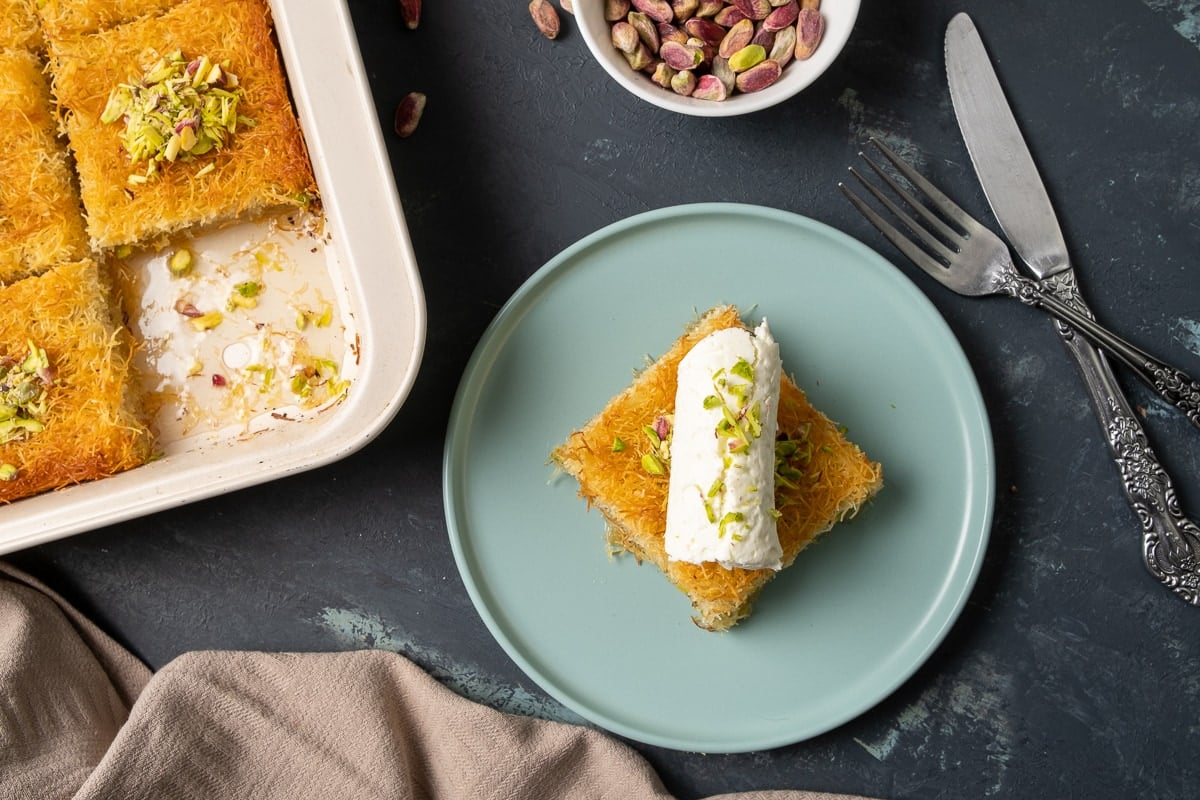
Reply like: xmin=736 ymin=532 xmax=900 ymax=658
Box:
xmin=0 ymin=562 xmax=875 ymax=800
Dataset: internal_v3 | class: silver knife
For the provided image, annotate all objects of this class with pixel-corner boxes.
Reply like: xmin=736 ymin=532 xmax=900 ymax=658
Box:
xmin=945 ymin=11 xmax=1200 ymax=605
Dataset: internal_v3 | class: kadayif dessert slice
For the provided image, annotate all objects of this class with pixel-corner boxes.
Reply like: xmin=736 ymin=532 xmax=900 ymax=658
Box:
xmin=46 ymin=0 xmax=316 ymax=249
xmin=0 ymin=259 xmax=153 ymax=502
xmin=0 ymin=48 xmax=89 ymax=283
xmin=551 ymin=305 xmax=883 ymax=631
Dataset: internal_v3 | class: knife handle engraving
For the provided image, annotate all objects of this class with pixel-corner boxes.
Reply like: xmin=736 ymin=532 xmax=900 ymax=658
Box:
xmin=996 ymin=270 xmax=1200 ymax=431
xmin=1106 ymin=399 xmax=1200 ymax=603
xmin=1044 ymin=273 xmax=1200 ymax=605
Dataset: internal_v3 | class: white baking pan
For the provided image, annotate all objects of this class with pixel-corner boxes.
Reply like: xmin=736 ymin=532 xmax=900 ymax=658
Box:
xmin=0 ymin=0 xmax=426 ymax=553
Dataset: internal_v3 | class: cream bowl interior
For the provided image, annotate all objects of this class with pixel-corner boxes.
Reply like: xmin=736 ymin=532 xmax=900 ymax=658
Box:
xmin=575 ymin=0 xmax=861 ymax=117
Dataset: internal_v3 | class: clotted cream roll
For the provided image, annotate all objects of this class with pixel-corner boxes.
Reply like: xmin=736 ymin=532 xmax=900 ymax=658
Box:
xmin=664 ymin=318 xmax=783 ymax=570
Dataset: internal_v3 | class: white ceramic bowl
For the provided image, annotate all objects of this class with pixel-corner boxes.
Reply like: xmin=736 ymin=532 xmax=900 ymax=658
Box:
xmin=576 ymin=0 xmax=860 ymax=117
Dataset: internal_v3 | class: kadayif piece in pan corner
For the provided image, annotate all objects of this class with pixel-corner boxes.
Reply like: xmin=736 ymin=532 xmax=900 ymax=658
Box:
xmin=47 ymin=0 xmax=317 ymax=250
xmin=0 ymin=48 xmax=89 ymax=284
xmin=0 ymin=258 xmax=154 ymax=503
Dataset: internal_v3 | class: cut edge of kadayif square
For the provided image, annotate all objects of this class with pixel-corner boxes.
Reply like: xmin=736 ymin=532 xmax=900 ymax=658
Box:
xmin=0 ymin=47 xmax=90 ymax=284
xmin=550 ymin=305 xmax=884 ymax=632
xmin=0 ymin=258 xmax=154 ymax=503
xmin=46 ymin=0 xmax=316 ymax=250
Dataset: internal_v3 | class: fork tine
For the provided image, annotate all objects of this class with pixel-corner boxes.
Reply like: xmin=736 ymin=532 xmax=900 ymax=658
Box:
xmin=867 ymin=137 xmax=981 ymax=235
xmin=856 ymin=152 xmax=963 ymax=246
xmin=838 ymin=181 xmax=956 ymax=284
xmin=846 ymin=165 xmax=959 ymax=265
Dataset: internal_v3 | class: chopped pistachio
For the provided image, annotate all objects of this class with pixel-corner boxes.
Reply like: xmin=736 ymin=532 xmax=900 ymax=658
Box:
xmin=290 ymin=373 xmax=312 ymax=397
xmin=641 ymin=424 xmax=661 ymax=447
xmin=326 ymin=379 xmax=350 ymax=399
xmin=717 ymin=511 xmax=745 ymax=539
xmin=313 ymin=304 xmax=333 ymax=328
xmin=0 ymin=418 xmax=43 ymax=442
xmin=227 ymin=281 xmax=261 ymax=310
xmin=611 ymin=437 xmax=626 ymax=453
xmin=641 ymin=453 xmax=666 ymax=476
xmin=167 ymin=248 xmax=193 ymax=276
xmin=779 ymin=464 xmax=803 ymax=480
xmin=163 ymin=133 xmax=182 ymax=162
xmin=774 ymin=431 xmax=812 ymax=493
xmin=188 ymin=310 xmax=224 ymax=331
xmin=745 ymin=401 xmax=762 ymax=438
xmin=0 ymin=463 xmax=18 ymax=481
xmin=720 ymin=404 xmax=739 ymax=431
xmin=227 ymin=292 xmax=258 ymax=310
xmin=191 ymin=55 xmax=212 ymax=87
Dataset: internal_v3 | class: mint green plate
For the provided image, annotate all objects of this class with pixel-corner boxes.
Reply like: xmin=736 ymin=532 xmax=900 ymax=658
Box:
xmin=443 ymin=204 xmax=994 ymax=753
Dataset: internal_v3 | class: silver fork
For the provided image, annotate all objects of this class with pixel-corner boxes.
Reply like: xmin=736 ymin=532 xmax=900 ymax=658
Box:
xmin=842 ymin=137 xmax=1200 ymax=607
xmin=839 ymin=138 xmax=1200 ymax=432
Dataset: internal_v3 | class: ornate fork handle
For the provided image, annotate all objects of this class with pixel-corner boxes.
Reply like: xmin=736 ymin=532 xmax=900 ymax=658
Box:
xmin=1037 ymin=272 xmax=1200 ymax=605
xmin=997 ymin=270 xmax=1200 ymax=430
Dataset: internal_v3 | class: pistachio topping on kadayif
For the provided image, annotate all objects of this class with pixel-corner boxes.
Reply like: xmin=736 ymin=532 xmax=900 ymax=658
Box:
xmin=100 ymin=50 xmax=255 ymax=184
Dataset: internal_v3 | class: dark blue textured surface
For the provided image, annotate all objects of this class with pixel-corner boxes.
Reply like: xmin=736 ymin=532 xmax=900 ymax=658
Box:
xmin=9 ymin=1 xmax=1200 ymax=797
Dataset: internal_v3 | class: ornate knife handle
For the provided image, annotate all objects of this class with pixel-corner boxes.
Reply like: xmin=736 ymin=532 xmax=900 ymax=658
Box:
xmin=1040 ymin=272 xmax=1200 ymax=605
xmin=999 ymin=272 xmax=1200 ymax=431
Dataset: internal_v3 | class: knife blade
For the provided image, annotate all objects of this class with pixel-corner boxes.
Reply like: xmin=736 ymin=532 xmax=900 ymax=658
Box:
xmin=945 ymin=13 xmax=1067 ymax=280
xmin=944 ymin=12 xmax=1200 ymax=605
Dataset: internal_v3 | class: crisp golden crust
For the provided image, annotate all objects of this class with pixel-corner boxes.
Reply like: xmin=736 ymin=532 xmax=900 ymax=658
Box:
xmin=0 ymin=0 xmax=42 ymax=51
xmin=0 ymin=49 xmax=89 ymax=283
xmin=34 ymin=0 xmax=181 ymax=40
xmin=551 ymin=306 xmax=883 ymax=631
xmin=48 ymin=0 xmax=316 ymax=248
xmin=0 ymin=259 xmax=153 ymax=503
